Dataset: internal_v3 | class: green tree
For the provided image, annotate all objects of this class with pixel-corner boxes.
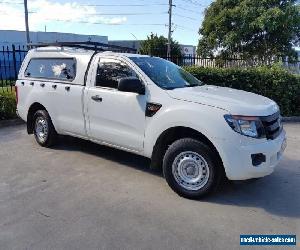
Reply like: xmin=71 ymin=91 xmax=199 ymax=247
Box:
xmin=140 ymin=33 xmax=182 ymax=57
xmin=197 ymin=0 xmax=300 ymax=60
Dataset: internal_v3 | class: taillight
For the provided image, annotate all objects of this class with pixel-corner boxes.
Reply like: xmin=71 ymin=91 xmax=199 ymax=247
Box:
xmin=15 ymin=85 xmax=18 ymax=105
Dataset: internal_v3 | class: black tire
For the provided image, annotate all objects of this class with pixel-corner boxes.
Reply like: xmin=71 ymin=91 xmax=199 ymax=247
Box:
xmin=33 ymin=110 xmax=57 ymax=147
xmin=163 ymin=138 xmax=223 ymax=199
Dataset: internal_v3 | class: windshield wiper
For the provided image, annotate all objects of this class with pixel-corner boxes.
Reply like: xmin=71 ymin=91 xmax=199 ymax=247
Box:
xmin=164 ymin=84 xmax=200 ymax=90
xmin=164 ymin=87 xmax=178 ymax=90
xmin=185 ymin=84 xmax=200 ymax=88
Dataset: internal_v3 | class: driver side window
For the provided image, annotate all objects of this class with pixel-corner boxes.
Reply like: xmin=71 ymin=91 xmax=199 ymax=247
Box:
xmin=95 ymin=58 xmax=137 ymax=89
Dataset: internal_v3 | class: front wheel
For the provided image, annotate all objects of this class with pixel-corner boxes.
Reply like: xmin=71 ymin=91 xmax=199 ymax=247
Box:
xmin=33 ymin=110 xmax=57 ymax=147
xmin=163 ymin=138 xmax=222 ymax=199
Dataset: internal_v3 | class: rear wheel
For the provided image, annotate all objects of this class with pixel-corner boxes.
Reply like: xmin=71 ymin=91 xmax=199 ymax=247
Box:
xmin=163 ymin=138 xmax=222 ymax=199
xmin=33 ymin=110 xmax=57 ymax=147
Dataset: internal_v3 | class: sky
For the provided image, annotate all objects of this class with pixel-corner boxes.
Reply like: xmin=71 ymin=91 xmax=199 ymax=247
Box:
xmin=0 ymin=0 xmax=213 ymax=45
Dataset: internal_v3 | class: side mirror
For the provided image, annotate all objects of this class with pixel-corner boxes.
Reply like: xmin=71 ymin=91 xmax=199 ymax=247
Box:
xmin=118 ymin=77 xmax=145 ymax=95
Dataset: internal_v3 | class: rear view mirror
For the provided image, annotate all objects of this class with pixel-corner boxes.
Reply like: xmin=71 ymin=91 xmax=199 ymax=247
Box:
xmin=118 ymin=77 xmax=145 ymax=95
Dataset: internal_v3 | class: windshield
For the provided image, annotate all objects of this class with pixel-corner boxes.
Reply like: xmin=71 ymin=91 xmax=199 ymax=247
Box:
xmin=129 ymin=57 xmax=203 ymax=90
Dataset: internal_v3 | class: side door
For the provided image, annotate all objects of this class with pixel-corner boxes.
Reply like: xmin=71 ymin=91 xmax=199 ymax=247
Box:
xmin=86 ymin=57 xmax=147 ymax=152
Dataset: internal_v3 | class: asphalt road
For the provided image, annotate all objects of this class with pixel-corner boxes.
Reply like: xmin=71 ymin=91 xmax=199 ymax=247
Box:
xmin=0 ymin=123 xmax=299 ymax=250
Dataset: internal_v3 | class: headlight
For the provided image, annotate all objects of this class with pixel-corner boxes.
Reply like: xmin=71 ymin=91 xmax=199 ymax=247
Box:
xmin=224 ymin=115 xmax=265 ymax=138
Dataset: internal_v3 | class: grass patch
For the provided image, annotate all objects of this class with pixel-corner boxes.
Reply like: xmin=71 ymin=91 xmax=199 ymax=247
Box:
xmin=0 ymin=86 xmax=15 ymax=93
xmin=0 ymin=91 xmax=17 ymax=120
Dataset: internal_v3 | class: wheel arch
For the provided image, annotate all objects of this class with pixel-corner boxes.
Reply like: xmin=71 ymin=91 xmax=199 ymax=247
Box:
xmin=150 ymin=126 xmax=224 ymax=170
xmin=26 ymin=102 xmax=48 ymax=134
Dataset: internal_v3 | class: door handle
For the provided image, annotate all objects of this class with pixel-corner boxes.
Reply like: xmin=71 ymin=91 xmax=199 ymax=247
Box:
xmin=65 ymin=86 xmax=70 ymax=91
xmin=91 ymin=95 xmax=102 ymax=102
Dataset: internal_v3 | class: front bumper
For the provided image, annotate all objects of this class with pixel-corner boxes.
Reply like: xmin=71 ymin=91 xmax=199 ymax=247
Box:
xmin=220 ymin=129 xmax=286 ymax=180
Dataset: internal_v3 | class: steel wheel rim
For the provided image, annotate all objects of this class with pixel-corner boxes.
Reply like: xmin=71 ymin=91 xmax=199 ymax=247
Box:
xmin=172 ymin=151 xmax=210 ymax=191
xmin=35 ymin=116 xmax=48 ymax=143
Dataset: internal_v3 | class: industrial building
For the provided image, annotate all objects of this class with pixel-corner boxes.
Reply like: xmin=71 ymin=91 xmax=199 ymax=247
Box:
xmin=0 ymin=30 xmax=108 ymax=48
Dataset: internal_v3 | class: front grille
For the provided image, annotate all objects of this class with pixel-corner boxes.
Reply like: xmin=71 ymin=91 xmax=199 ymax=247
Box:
xmin=260 ymin=111 xmax=282 ymax=140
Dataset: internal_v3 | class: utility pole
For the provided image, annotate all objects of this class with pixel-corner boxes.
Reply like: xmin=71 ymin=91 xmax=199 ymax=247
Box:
xmin=167 ymin=0 xmax=173 ymax=58
xmin=24 ymin=0 xmax=30 ymax=44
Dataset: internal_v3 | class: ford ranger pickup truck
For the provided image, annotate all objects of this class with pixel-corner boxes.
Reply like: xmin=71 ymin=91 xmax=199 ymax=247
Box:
xmin=15 ymin=43 xmax=287 ymax=199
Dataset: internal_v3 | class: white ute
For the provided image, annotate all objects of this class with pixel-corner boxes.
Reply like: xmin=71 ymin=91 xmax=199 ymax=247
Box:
xmin=16 ymin=43 xmax=287 ymax=198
